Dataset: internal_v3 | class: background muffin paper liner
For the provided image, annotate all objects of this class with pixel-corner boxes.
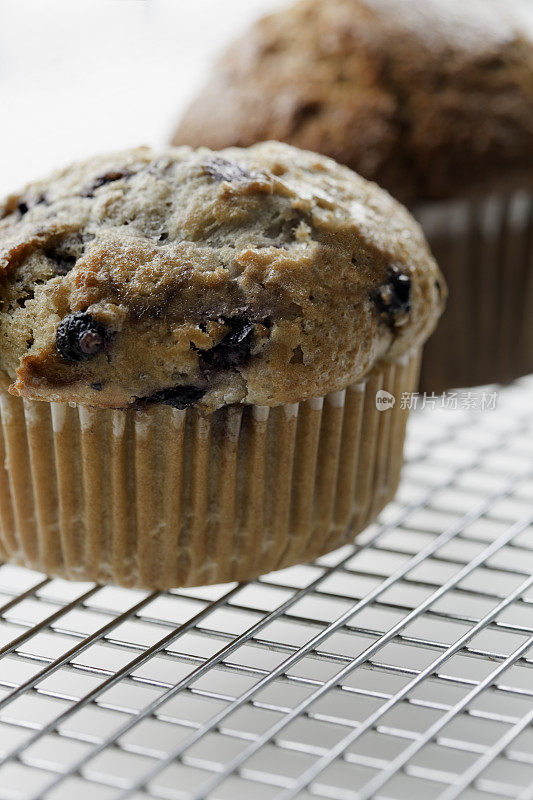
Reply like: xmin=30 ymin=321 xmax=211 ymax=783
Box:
xmin=0 ymin=349 xmax=420 ymax=589
xmin=416 ymin=195 xmax=533 ymax=394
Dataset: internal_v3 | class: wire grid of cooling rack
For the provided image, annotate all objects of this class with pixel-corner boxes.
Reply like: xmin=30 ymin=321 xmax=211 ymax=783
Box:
xmin=0 ymin=378 xmax=532 ymax=800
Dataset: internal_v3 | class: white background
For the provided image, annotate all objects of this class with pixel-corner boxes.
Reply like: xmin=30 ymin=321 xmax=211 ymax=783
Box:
xmin=0 ymin=0 xmax=289 ymax=196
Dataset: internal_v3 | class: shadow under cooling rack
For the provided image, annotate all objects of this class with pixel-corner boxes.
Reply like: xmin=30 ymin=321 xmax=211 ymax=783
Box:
xmin=0 ymin=376 xmax=532 ymax=800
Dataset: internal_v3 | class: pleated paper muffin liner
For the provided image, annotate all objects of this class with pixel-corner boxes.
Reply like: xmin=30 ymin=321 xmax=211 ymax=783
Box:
xmin=415 ymin=190 xmax=533 ymax=394
xmin=0 ymin=348 xmax=421 ymax=589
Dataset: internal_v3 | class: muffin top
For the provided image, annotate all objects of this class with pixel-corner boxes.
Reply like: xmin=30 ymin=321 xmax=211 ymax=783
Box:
xmin=173 ymin=0 xmax=533 ymax=203
xmin=0 ymin=142 xmax=444 ymax=412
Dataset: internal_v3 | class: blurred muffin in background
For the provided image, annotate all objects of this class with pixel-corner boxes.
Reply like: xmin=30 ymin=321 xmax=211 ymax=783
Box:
xmin=173 ymin=0 xmax=533 ymax=393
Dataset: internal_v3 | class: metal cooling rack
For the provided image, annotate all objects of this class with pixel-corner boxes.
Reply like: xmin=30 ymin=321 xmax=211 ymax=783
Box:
xmin=0 ymin=378 xmax=532 ymax=800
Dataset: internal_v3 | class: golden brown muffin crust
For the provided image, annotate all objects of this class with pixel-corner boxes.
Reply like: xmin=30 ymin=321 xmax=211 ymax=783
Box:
xmin=0 ymin=143 xmax=444 ymax=412
xmin=173 ymin=0 xmax=533 ymax=203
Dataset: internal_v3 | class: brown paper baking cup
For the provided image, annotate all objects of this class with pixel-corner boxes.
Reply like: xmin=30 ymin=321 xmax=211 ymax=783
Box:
xmin=415 ymin=190 xmax=533 ymax=393
xmin=0 ymin=348 xmax=421 ymax=589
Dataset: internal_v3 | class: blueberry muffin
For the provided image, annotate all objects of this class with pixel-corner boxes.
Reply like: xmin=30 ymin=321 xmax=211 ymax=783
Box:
xmin=173 ymin=0 xmax=533 ymax=392
xmin=0 ymin=142 xmax=444 ymax=588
